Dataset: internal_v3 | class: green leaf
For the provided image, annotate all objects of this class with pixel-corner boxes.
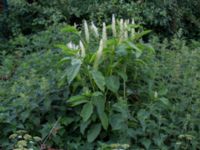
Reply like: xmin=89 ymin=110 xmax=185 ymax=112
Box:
xmin=117 ymin=70 xmax=128 ymax=81
xmin=141 ymin=139 xmax=151 ymax=149
xmin=132 ymin=30 xmax=152 ymax=40
xmin=92 ymin=94 xmax=108 ymax=130
xmin=160 ymin=97 xmax=170 ymax=106
xmin=80 ymin=120 xmax=91 ymax=135
xmin=90 ymin=69 xmax=105 ymax=91
xmin=67 ymin=59 xmax=81 ymax=84
xmin=105 ymin=75 xmax=120 ymax=93
xmin=99 ymin=112 xmax=108 ymax=130
xmin=127 ymin=42 xmax=142 ymax=58
xmin=61 ymin=25 xmax=79 ymax=34
xmin=67 ymin=95 xmax=89 ymax=106
xmin=81 ymin=102 xmax=94 ymax=122
xmin=87 ymin=124 xmax=101 ymax=142
xmin=110 ymin=114 xmax=125 ymax=130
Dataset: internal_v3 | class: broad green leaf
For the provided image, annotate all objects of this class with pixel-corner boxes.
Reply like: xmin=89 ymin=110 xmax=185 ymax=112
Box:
xmin=67 ymin=59 xmax=81 ymax=84
xmin=80 ymin=120 xmax=91 ymax=135
xmin=92 ymin=94 xmax=105 ymax=115
xmin=87 ymin=124 xmax=101 ymax=142
xmin=81 ymin=102 xmax=93 ymax=122
xmin=99 ymin=112 xmax=108 ymax=130
xmin=117 ymin=70 xmax=128 ymax=81
xmin=105 ymin=75 xmax=120 ymax=93
xmin=92 ymin=94 xmax=108 ymax=130
xmin=90 ymin=69 xmax=105 ymax=91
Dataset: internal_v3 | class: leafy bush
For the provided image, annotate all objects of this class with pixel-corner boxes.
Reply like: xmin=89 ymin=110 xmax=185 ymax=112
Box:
xmin=0 ymin=50 xmax=67 ymax=148
xmin=88 ymin=0 xmax=200 ymax=38
xmin=0 ymin=0 xmax=64 ymax=38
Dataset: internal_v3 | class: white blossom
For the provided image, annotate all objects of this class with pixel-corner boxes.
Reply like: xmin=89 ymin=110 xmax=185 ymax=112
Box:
xmin=67 ymin=42 xmax=79 ymax=50
xmin=131 ymin=18 xmax=136 ymax=37
xmin=84 ymin=20 xmax=90 ymax=43
xmin=79 ymin=40 xmax=86 ymax=58
xmin=94 ymin=39 xmax=104 ymax=68
xmin=102 ymin=22 xmax=107 ymax=43
xmin=112 ymin=14 xmax=117 ymax=37
xmin=119 ymin=19 xmax=124 ymax=39
xmin=91 ymin=22 xmax=99 ymax=38
xmin=124 ymin=21 xmax=128 ymax=39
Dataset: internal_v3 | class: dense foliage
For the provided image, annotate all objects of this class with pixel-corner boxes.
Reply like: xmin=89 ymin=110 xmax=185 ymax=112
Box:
xmin=0 ymin=0 xmax=200 ymax=150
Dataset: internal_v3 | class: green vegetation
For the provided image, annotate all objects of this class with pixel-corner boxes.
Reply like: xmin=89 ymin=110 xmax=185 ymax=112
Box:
xmin=0 ymin=0 xmax=200 ymax=149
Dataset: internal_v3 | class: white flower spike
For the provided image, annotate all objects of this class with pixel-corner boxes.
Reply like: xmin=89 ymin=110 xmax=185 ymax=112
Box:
xmin=79 ymin=41 xmax=85 ymax=58
xmin=91 ymin=22 xmax=99 ymax=38
xmin=119 ymin=19 xmax=124 ymax=39
xmin=94 ymin=39 xmax=104 ymax=69
xmin=112 ymin=14 xmax=117 ymax=37
xmin=131 ymin=18 xmax=136 ymax=37
xmin=124 ymin=21 xmax=128 ymax=39
xmin=84 ymin=20 xmax=90 ymax=43
xmin=102 ymin=22 xmax=107 ymax=43
xmin=67 ymin=42 xmax=79 ymax=50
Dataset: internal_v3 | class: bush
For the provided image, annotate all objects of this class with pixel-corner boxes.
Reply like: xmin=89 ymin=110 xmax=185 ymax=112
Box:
xmin=0 ymin=50 xmax=67 ymax=148
xmin=0 ymin=0 xmax=64 ymax=38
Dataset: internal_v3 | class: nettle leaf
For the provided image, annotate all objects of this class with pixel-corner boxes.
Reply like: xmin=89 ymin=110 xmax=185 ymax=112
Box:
xmin=87 ymin=123 xmax=101 ymax=142
xmin=105 ymin=75 xmax=120 ymax=93
xmin=81 ymin=102 xmax=94 ymax=122
xmin=67 ymin=59 xmax=81 ymax=84
xmin=90 ymin=69 xmax=105 ymax=91
xmin=93 ymin=94 xmax=108 ymax=130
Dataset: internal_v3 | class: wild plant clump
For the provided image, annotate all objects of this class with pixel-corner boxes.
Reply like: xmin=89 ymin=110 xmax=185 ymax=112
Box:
xmin=58 ymin=15 xmax=154 ymax=144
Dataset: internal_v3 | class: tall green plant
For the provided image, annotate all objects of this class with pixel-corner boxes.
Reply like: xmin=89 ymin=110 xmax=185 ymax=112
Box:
xmin=58 ymin=15 xmax=154 ymax=143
